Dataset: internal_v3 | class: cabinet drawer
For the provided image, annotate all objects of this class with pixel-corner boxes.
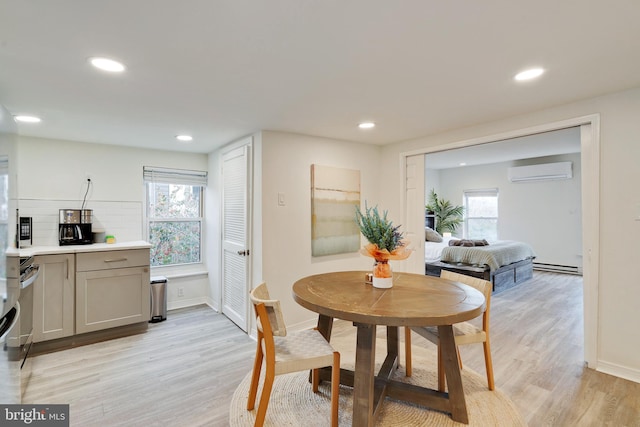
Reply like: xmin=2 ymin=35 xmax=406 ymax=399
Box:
xmin=76 ymin=249 xmax=150 ymax=272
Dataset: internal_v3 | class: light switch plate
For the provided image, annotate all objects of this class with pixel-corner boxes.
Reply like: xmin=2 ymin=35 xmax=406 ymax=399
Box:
xmin=278 ymin=192 xmax=285 ymax=206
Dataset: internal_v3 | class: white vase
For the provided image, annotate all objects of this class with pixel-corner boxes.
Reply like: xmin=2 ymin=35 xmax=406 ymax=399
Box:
xmin=372 ymin=276 xmax=393 ymax=288
xmin=372 ymin=259 xmax=393 ymax=288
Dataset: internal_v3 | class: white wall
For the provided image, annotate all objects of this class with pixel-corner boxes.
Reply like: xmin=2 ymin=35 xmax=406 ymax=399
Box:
xmin=424 ymin=168 xmax=440 ymax=200
xmin=18 ymin=136 xmax=208 ymax=201
xmin=430 ymin=153 xmax=582 ymax=269
xmin=259 ymin=131 xmax=383 ymax=329
xmin=381 ymin=86 xmax=640 ymax=382
xmin=16 ymin=136 xmax=210 ymax=308
xmin=205 ymin=142 xmax=222 ymax=311
xmin=0 ymin=105 xmax=18 ymax=248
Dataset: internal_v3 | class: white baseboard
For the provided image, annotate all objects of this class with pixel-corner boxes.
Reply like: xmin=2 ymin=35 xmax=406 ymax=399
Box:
xmin=596 ymin=360 xmax=640 ymax=384
xmin=287 ymin=317 xmax=320 ymax=333
xmin=167 ymin=297 xmax=209 ymax=311
xmin=204 ymin=297 xmax=219 ymax=312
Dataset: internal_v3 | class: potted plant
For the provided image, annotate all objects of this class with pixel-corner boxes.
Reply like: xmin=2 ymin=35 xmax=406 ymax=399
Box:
xmin=355 ymin=203 xmax=411 ymax=288
xmin=426 ymin=189 xmax=464 ymax=235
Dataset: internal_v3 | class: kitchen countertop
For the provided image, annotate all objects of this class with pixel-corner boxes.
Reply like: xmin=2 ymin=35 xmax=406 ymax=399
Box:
xmin=17 ymin=240 xmax=153 ymax=257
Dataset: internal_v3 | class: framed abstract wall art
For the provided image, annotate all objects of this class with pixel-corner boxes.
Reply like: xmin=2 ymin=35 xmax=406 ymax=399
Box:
xmin=311 ymin=164 xmax=361 ymax=256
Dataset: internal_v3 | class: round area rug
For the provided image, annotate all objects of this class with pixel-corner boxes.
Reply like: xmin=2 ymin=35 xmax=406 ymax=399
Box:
xmin=229 ymin=362 xmax=526 ymax=426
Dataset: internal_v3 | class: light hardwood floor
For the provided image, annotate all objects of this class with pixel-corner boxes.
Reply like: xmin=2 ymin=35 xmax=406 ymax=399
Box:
xmin=24 ymin=271 xmax=640 ymax=426
xmin=447 ymin=271 xmax=640 ymax=427
xmin=24 ymin=306 xmax=256 ymax=426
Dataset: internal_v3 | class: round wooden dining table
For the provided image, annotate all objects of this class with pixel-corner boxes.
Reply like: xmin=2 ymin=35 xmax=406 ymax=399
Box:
xmin=292 ymin=270 xmax=485 ymax=426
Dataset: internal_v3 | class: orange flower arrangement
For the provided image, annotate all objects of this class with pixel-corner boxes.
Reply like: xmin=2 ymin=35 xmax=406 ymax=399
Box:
xmin=355 ymin=203 xmax=411 ymax=281
xmin=360 ymin=243 xmax=411 ymax=278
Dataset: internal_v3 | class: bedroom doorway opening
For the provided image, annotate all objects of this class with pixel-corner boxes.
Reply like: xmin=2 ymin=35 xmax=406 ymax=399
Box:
xmin=424 ymin=126 xmax=582 ymax=275
xmin=403 ymin=116 xmax=599 ymax=368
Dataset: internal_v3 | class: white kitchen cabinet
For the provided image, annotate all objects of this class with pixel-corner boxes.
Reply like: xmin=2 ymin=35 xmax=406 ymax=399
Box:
xmin=75 ymin=249 xmax=150 ymax=334
xmin=33 ymin=253 xmax=75 ymax=342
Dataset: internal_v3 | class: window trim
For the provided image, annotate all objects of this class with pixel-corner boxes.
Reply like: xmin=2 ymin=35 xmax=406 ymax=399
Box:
xmin=144 ymin=166 xmax=207 ymax=268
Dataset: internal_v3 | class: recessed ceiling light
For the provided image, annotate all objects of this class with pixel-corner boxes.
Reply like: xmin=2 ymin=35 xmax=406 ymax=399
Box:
xmin=89 ymin=57 xmax=126 ymax=72
xmin=358 ymin=122 xmax=375 ymax=129
xmin=514 ymin=68 xmax=545 ymax=81
xmin=459 ymin=162 xmax=467 ymax=166
xmin=14 ymin=115 xmax=41 ymax=123
xmin=176 ymin=135 xmax=193 ymax=142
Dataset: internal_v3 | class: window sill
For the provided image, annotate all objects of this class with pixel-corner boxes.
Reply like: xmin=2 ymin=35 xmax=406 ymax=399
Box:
xmin=150 ymin=263 xmax=208 ymax=280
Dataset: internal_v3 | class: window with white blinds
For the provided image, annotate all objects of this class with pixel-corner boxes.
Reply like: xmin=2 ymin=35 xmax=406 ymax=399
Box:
xmin=463 ymin=188 xmax=499 ymax=240
xmin=143 ymin=166 xmax=207 ymax=186
xmin=143 ymin=166 xmax=207 ymax=266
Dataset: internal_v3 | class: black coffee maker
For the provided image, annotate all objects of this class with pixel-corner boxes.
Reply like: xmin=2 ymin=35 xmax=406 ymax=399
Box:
xmin=59 ymin=209 xmax=93 ymax=245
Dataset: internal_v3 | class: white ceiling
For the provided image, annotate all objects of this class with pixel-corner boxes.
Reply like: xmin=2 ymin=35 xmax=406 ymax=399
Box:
xmin=425 ymin=126 xmax=581 ymax=170
xmin=1 ymin=1 xmax=640 ymax=154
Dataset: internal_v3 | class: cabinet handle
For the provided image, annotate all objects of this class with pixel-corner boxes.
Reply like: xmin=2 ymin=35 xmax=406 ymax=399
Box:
xmin=105 ymin=258 xmax=128 ymax=263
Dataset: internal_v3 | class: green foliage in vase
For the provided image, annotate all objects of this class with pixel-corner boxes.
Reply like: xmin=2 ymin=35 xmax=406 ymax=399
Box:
xmin=426 ymin=189 xmax=464 ymax=234
xmin=355 ymin=203 xmax=404 ymax=252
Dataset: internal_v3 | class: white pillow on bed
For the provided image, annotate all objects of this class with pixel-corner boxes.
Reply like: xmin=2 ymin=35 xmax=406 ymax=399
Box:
xmin=425 ymin=227 xmax=443 ymax=243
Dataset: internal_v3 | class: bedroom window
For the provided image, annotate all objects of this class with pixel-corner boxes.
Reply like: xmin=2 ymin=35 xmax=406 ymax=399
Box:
xmin=463 ymin=189 xmax=498 ymax=241
xmin=144 ymin=166 xmax=207 ymax=267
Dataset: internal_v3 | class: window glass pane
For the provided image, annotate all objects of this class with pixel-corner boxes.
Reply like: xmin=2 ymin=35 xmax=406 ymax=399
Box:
xmin=146 ymin=178 xmax=204 ymax=267
xmin=466 ymin=196 xmax=498 ymax=217
xmin=464 ymin=189 xmax=498 ymax=240
xmin=148 ymin=184 xmax=201 ymax=219
xmin=149 ymin=221 xmax=201 ymax=266
xmin=467 ymin=218 xmax=498 ymax=241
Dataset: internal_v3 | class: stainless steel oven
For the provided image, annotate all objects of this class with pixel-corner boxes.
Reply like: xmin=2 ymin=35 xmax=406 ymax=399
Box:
xmin=1 ymin=254 xmax=38 ymax=403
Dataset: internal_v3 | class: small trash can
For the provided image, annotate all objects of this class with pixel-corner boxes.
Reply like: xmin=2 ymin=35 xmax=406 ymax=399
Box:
xmin=150 ymin=276 xmax=168 ymax=323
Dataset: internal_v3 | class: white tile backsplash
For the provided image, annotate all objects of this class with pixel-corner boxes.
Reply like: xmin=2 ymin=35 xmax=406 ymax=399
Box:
xmin=18 ymin=199 xmax=143 ymax=246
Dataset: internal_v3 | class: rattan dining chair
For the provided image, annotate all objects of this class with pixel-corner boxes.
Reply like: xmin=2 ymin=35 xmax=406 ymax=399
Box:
xmin=247 ymin=282 xmax=341 ymax=427
xmin=404 ymin=270 xmax=495 ymax=391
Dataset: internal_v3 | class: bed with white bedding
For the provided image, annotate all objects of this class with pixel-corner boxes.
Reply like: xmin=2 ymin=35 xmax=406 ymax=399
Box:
xmin=424 ymin=235 xmax=536 ymax=293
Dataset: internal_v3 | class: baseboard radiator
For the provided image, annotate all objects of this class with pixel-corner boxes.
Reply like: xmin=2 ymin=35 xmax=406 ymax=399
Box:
xmin=533 ymin=262 xmax=582 ymax=275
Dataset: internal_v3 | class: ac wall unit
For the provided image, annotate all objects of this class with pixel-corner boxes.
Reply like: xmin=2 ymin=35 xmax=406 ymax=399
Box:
xmin=508 ymin=161 xmax=572 ymax=183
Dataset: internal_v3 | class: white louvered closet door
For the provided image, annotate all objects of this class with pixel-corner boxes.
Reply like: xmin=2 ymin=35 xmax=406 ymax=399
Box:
xmin=221 ymin=142 xmax=252 ymax=332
